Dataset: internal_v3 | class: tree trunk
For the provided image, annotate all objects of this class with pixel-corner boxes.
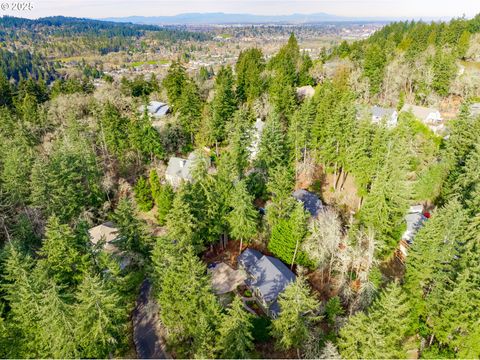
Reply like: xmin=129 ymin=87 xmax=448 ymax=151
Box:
xmin=340 ymin=171 xmax=348 ymax=191
xmin=333 ymin=163 xmax=338 ymax=191
xmin=239 ymin=238 xmax=243 ymax=254
xmin=291 ymin=238 xmax=300 ymax=270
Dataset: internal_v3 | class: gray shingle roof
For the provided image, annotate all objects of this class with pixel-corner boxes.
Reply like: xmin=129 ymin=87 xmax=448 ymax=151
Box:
xmin=238 ymin=248 xmax=262 ymax=270
xmin=240 ymin=249 xmax=296 ymax=304
xmin=372 ymin=105 xmax=396 ymax=118
xmin=292 ymin=189 xmax=323 ymax=217
xmin=139 ymin=101 xmax=170 ymax=119
xmin=470 ymin=103 xmax=480 ymax=117
xmin=401 ymin=104 xmax=442 ymax=122
xmin=165 ymin=153 xmax=199 ymax=185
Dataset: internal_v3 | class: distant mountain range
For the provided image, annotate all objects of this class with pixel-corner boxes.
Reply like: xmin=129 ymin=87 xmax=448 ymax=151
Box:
xmin=102 ymin=12 xmax=444 ymax=25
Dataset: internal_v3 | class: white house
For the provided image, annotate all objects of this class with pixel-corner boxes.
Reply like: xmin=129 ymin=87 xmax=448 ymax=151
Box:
xmin=401 ymin=104 xmax=442 ymax=124
xmin=371 ymin=105 xmax=398 ymax=128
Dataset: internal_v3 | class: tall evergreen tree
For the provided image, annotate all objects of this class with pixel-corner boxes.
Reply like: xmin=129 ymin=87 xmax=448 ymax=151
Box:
xmin=37 ymin=216 xmax=85 ymax=287
xmin=338 ymin=282 xmax=410 ymax=359
xmin=235 ymin=48 xmax=265 ymax=103
xmin=112 ymin=198 xmax=148 ymax=253
xmin=271 ymin=275 xmax=320 ymax=350
xmin=227 ymin=180 xmax=258 ymax=252
xmin=74 ymin=274 xmax=127 ymax=358
xmin=157 ymin=246 xmax=221 ymax=357
xmin=217 ymin=296 xmax=255 ymax=359
xmin=209 ymin=66 xmax=237 ymax=146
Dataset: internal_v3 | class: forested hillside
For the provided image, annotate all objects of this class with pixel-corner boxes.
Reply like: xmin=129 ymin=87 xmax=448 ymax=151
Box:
xmin=0 ymin=14 xmax=479 ymax=359
xmin=327 ymin=14 xmax=480 ymax=106
xmin=0 ymin=16 xmax=210 ymax=57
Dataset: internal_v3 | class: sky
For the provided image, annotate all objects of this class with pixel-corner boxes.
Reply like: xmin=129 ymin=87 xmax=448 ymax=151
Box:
xmin=3 ymin=0 xmax=480 ymax=20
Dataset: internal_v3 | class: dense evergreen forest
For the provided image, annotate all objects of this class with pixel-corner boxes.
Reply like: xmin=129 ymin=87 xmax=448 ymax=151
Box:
xmin=0 ymin=16 xmax=210 ymax=58
xmin=328 ymin=14 xmax=480 ymax=105
xmin=0 ymin=14 xmax=480 ymax=359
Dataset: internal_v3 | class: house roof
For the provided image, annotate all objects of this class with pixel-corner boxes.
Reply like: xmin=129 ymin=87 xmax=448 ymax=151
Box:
xmin=209 ymin=262 xmax=246 ymax=295
xmin=240 ymin=249 xmax=296 ymax=304
xmin=292 ymin=189 xmax=323 ymax=217
xmin=165 ymin=155 xmax=195 ymax=182
xmin=88 ymin=222 xmax=119 ymax=245
xmin=401 ymin=104 xmax=441 ymax=121
xmin=246 ymin=255 xmax=296 ymax=303
xmin=296 ymin=85 xmax=315 ymax=99
xmin=469 ymin=103 xmax=480 ymax=117
xmin=372 ymin=105 xmax=397 ymax=118
xmin=238 ymin=248 xmax=262 ymax=269
xmin=139 ymin=101 xmax=170 ymax=118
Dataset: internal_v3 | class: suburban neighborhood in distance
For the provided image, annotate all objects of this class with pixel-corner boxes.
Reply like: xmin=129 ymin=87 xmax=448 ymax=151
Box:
xmin=0 ymin=0 xmax=480 ymax=359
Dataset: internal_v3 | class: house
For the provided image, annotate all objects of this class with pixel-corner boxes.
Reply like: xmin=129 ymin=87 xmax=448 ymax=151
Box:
xmin=208 ymin=262 xmax=246 ymax=295
xmin=292 ymin=189 xmax=323 ymax=217
xmin=138 ymin=101 xmax=170 ymax=119
xmin=401 ymin=104 xmax=442 ymax=124
xmin=402 ymin=205 xmax=427 ymax=244
xmin=248 ymin=118 xmax=265 ymax=160
xmin=469 ymin=103 xmax=480 ymax=118
xmin=165 ymin=153 xmax=197 ymax=188
xmin=296 ymin=85 xmax=315 ymax=100
xmin=238 ymin=248 xmax=296 ymax=318
xmin=371 ymin=105 xmax=398 ymax=127
xmin=88 ymin=222 xmax=120 ymax=253
xmin=88 ymin=222 xmax=131 ymax=269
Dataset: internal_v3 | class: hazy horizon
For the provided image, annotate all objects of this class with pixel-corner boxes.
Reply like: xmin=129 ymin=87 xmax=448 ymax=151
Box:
xmin=3 ymin=0 xmax=479 ymax=21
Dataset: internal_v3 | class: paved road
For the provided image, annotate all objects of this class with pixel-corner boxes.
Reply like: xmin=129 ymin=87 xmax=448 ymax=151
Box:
xmin=133 ymin=279 xmax=169 ymax=359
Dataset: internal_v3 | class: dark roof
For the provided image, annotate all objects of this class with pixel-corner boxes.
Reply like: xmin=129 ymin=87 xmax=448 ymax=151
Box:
xmin=240 ymin=249 xmax=296 ymax=304
xmin=238 ymin=248 xmax=262 ymax=269
xmin=292 ymin=189 xmax=323 ymax=217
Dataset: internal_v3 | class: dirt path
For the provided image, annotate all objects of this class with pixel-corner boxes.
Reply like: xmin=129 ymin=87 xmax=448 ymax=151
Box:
xmin=133 ymin=279 xmax=170 ymax=359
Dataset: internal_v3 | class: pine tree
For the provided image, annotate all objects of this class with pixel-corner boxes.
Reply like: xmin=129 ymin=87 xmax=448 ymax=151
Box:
xmin=112 ymin=198 xmax=148 ymax=253
xmin=217 ymin=296 xmax=255 ymax=359
xmin=363 ymin=43 xmax=386 ymax=95
xmin=2 ymin=245 xmax=42 ymax=357
xmin=35 ymin=282 xmax=77 ymax=358
xmin=133 ymin=176 xmax=154 ymax=212
xmin=227 ymin=180 xmax=258 ymax=252
xmin=209 ymin=66 xmax=237 ymax=146
xmin=404 ymin=200 xmax=468 ymax=320
xmin=74 ymin=274 xmax=127 ymax=358
xmin=149 ymin=169 xmax=162 ymax=201
xmin=268 ymin=201 xmax=308 ymax=267
xmin=37 ymin=216 xmax=85 ymax=287
xmin=265 ymin=165 xmax=296 ymax=223
xmin=270 ymin=275 xmax=320 ymax=350
xmin=157 ymin=246 xmax=221 ymax=357
xmin=223 ymin=106 xmax=254 ymax=178
xmin=235 ymin=48 xmax=265 ymax=103
xmin=177 ymin=79 xmax=202 ymax=143
xmin=359 ymin=141 xmax=409 ymax=255
xmin=162 ymin=61 xmax=187 ymax=110
xmin=338 ymin=282 xmax=410 ymax=359
xmin=156 ymin=183 xmax=174 ymax=226
xmin=257 ymin=112 xmax=289 ymax=174
xmin=432 ymin=49 xmax=456 ymax=97
xmin=165 ymin=188 xmax=196 ymax=248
